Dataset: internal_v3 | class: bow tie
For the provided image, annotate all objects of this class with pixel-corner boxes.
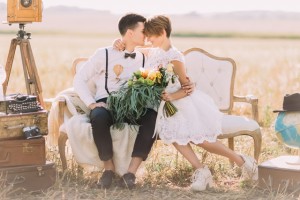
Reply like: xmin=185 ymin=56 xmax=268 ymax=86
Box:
xmin=124 ymin=52 xmax=136 ymax=59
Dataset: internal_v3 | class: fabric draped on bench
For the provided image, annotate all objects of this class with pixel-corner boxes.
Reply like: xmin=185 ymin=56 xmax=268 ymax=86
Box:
xmin=48 ymin=88 xmax=138 ymax=175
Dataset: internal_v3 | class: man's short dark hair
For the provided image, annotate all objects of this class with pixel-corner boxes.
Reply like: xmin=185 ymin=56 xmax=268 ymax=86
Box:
xmin=118 ymin=13 xmax=146 ymax=36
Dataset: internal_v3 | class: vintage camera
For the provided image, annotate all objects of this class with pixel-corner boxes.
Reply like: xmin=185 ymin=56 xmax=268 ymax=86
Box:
xmin=23 ymin=125 xmax=42 ymax=139
xmin=7 ymin=0 xmax=43 ymax=24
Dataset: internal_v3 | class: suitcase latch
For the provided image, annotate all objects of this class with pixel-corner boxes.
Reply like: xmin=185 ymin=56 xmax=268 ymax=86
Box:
xmin=37 ymin=166 xmax=44 ymax=176
xmin=22 ymin=143 xmax=33 ymax=153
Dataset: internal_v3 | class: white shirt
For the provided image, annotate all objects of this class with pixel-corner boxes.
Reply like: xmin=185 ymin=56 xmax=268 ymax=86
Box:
xmin=73 ymin=46 xmax=145 ymax=107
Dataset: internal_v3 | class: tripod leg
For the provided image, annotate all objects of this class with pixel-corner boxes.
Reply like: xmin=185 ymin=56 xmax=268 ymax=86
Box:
xmin=19 ymin=39 xmax=32 ymax=95
xmin=20 ymin=39 xmax=44 ymax=107
xmin=26 ymin=40 xmax=44 ymax=107
xmin=3 ymin=38 xmax=18 ymax=95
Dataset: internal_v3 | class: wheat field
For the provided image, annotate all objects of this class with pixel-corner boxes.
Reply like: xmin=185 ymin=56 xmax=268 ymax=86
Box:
xmin=1 ymin=33 xmax=300 ymax=199
xmin=1 ymin=34 xmax=300 ymax=125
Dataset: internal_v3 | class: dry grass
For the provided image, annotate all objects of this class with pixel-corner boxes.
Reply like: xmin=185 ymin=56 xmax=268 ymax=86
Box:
xmin=3 ymin=130 xmax=300 ymax=200
xmin=1 ymin=34 xmax=300 ymax=199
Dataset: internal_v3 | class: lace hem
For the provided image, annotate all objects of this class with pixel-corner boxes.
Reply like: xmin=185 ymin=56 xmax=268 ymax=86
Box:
xmin=156 ymin=113 xmax=222 ymax=145
xmin=160 ymin=136 xmax=220 ymax=145
xmin=158 ymin=128 xmax=221 ymax=145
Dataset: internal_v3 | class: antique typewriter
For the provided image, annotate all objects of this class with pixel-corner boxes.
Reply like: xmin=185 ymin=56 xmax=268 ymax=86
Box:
xmin=0 ymin=94 xmax=43 ymax=114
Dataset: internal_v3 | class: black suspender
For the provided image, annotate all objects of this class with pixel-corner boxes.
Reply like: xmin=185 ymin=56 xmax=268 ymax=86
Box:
xmin=105 ymin=49 xmax=145 ymax=95
xmin=142 ymin=53 xmax=145 ymax=68
xmin=105 ymin=48 xmax=110 ymax=94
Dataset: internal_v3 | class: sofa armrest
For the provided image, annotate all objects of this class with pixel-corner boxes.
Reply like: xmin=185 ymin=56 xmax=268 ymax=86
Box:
xmin=44 ymin=97 xmax=66 ymax=127
xmin=44 ymin=98 xmax=55 ymax=111
xmin=233 ymin=95 xmax=259 ymax=122
xmin=57 ymin=99 xmax=66 ymax=127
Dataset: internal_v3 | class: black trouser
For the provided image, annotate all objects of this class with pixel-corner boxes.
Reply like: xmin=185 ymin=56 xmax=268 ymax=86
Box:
xmin=90 ymin=98 xmax=157 ymax=161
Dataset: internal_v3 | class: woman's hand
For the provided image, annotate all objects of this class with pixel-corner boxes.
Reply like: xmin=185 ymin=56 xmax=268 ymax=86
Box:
xmin=161 ymin=91 xmax=173 ymax=101
xmin=89 ymin=102 xmax=107 ymax=110
xmin=181 ymin=77 xmax=195 ymax=95
xmin=113 ymin=38 xmax=125 ymax=51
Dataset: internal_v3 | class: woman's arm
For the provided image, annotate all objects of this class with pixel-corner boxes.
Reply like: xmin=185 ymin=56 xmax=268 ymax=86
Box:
xmin=161 ymin=60 xmax=192 ymax=101
xmin=112 ymin=39 xmax=150 ymax=56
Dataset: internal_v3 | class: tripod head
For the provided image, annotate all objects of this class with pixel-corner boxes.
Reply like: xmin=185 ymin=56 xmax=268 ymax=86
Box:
xmin=17 ymin=24 xmax=31 ymax=39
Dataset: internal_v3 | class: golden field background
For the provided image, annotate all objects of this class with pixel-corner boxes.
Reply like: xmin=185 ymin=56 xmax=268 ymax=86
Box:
xmin=1 ymin=34 xmax=299 ymax=126
xmin=2 ymin=33 xmax=300 ymax=198
xmin=1 ymin=5 xmax=300 ymax=199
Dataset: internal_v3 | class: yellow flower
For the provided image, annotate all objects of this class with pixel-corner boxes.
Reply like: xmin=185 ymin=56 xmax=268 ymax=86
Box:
xmin=140 ymin=69 xmax=149 ymax=79
xmin=148 ymin=70 xmax=157 ymax=81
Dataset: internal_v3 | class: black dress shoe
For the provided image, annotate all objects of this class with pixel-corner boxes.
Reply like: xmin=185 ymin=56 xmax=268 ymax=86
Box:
xmin=97 ymin=170 xmax=115 ymax=189
xmin=119 ymin=172 xmax=136 ymax=189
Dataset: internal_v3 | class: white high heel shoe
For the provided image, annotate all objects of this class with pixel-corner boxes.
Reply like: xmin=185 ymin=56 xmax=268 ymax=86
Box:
xmin=240 ymin=154 xmax=258 ymax=181
xmin=191 ymin=166 xmax=213 ymax=191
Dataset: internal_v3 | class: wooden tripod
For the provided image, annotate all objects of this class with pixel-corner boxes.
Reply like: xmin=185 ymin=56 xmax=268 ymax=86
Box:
xmin=2 ymin=24 xmax=44 ymax=107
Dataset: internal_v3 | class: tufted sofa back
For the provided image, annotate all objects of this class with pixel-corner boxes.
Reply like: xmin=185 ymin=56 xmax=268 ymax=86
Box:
xmin=184 ymin=48 xmax=236 ymax=113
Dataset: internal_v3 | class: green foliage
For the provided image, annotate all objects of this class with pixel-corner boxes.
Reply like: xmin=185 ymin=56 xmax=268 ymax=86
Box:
xmin=108 ymin=84 xmax=163 ymax=129
xmin=107 ymin=66 xmax=175 ymax=129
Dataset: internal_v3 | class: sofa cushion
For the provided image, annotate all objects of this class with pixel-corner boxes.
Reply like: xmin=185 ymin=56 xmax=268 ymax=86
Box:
xmin=222 ymin=114 xmax=259 ymax=134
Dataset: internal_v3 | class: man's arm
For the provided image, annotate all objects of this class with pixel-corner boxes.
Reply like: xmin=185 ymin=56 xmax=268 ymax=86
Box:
xmin=73 ymin=48 xmax=105 ymax=108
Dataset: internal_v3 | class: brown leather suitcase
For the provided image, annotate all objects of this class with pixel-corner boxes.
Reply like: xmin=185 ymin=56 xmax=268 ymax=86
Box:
xmin=0 ymin=110 xmax=48 ymax=140
xmin=258 ymin=156 xmax=300 ymax=192
xmin=0 ymin=137 xmax=46 ymax=167
xmin=0 ymin=161 xmax=56 ymax=193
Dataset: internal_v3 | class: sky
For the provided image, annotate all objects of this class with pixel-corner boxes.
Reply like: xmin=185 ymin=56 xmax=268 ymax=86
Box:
xmin=1 ymin=0 xmax=300 ymax=14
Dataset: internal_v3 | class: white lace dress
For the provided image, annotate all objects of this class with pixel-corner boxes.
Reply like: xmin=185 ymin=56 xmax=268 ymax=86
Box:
xmin=147 ymin=47 xmax=223 ymax=145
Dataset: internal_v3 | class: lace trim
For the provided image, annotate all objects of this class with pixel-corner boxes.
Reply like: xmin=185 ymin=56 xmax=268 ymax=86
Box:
xmin=156 ymin=111 xmax=222 ymax=145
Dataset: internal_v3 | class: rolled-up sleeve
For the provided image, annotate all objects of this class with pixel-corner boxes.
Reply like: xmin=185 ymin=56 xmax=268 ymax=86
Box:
xmin=73 ymin=48 xmax=105 ymax=107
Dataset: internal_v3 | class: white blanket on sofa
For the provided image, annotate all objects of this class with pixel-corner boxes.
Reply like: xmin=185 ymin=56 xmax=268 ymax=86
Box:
xmin=48 ymin=88 xmax=138 ymax=175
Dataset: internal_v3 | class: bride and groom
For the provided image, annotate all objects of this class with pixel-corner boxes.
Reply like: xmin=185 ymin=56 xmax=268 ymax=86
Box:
xmin=73 ymin=13 xmax=258 ymax=191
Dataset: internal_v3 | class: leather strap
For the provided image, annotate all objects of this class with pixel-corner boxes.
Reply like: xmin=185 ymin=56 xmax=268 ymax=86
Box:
xmin=105 ymin=48 xmax=110 ymax=94
xmin=142 ymin=53 xmax=145 ymax=68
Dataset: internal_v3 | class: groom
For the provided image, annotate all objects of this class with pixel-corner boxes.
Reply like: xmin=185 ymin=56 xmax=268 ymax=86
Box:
xmin=74 ymin=13 xmax=194 ymax=189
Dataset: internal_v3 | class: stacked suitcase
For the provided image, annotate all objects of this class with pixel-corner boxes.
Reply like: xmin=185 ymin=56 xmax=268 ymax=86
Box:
xmin=0 ymin=109 xmax=57 ymax=193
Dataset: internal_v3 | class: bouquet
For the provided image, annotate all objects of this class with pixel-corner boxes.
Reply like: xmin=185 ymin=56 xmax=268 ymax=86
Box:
xmin=107 ymin=63 xmax=178 ymax=129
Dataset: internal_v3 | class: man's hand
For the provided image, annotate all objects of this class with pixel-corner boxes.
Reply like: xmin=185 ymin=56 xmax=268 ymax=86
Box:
xmin=113 ymin=38 xmax=125 ymax=51
xmin=181 ymin=77 xmax=195 ymax=95
xmin=89 ymin=102 xmax=107 ymax=110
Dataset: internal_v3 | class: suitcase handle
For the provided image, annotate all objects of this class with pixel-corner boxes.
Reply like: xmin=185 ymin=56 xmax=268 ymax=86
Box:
xmin=0 ymin=152 xmax=9 ymax=163
xmin=3 ymin=123 xmax=25 ymax=130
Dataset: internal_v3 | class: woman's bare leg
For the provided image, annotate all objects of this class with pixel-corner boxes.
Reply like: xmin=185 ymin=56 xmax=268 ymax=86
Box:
xmin=173 ymin=143 xmax=204 ymax=169
xmin=197 ymin=140 xmax=244 ymax=167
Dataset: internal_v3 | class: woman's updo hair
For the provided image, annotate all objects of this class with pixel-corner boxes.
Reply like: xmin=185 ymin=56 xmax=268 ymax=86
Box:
xmin=144 ymin=15 xmax=172 ymax=38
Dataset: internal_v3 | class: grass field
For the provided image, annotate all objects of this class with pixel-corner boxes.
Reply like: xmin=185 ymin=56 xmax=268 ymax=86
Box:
xmin=1 ymin=34 xmax=299 ymax=126
xmin=0 ymin=33 xmax=300 ymax=199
